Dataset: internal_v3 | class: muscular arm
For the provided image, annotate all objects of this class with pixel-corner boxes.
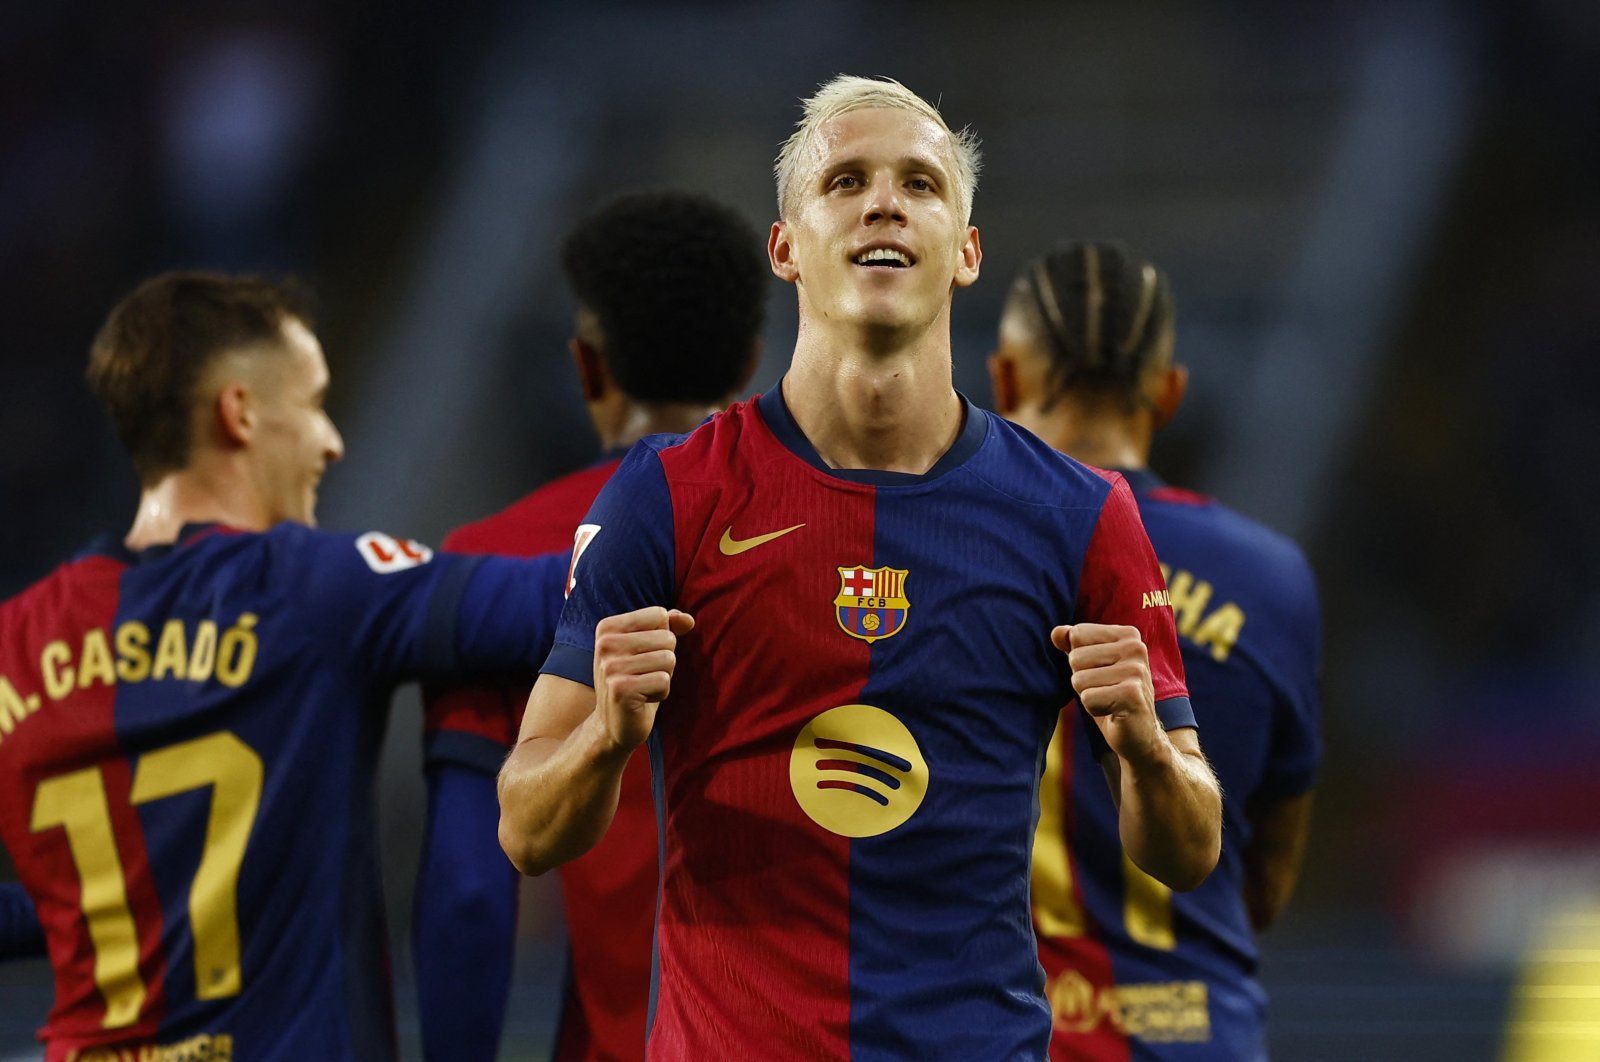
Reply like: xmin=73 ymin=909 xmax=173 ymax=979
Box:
xmin=1242 ymin=789 xmax=1315 ymax=930
xmin=1096 ymin=726 xmax=1221 ymax=892
xmin=1059 ymin=623 xmax=1221 ymax=891
xmin=497 ymin=607 xmax=693 ymax=876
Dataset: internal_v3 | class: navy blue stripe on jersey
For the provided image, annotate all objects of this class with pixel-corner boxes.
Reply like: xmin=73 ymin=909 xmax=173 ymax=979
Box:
xmin=449 ymin=554 xmax=570 ymax=681
xmin=422 ymin=555 xmax=486 ymax=674
xmin=424 ymin=729 xmax=512 ymax=776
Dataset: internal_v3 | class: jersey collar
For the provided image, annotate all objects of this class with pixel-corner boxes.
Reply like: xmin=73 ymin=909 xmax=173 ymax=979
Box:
xmin=1109 ymin=466 xmax=1165 ymax=495
xmin=79 ymin=523 xmax=236 ymax=566
xmin=756 ymin=380 xmax=988 ymax=486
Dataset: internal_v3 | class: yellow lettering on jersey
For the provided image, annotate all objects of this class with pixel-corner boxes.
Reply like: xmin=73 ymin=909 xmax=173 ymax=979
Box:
xmin=63 ymin=1030 xmax=233 ymax=1061
xmin=1156 ymin=565 xmax=1247 ymax=662
xmin=116 ymin=622 xmax=152 ymax=683
xmin=151 ymin=620 xmax=189 ymax=681
xmin=3 ymin=618 xmax=261 ymax=745
xmin=1045 ymin=971 xmax=1211 ymax=1043
xmin=187 ymin=621 xmax=218 ymax=682
xmin=1164 ymin=570 xmax=1212 ymax=638
xmin=78 ymin=629 xmax=117 ymax=690
xmin=41 ymin=641 xmax=75 ymax=700
xmin=0 ymin=675 xmax=32 ymax=736
xmin=1192 ymin=603 xmax=1246 ymax=663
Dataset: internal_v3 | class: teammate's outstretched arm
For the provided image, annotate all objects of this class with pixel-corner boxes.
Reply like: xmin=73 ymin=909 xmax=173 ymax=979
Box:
xmin=1055 ymin=622 xmax=1222 ymax=891
xmin=498 ymin=606 xmax=693 ymax=876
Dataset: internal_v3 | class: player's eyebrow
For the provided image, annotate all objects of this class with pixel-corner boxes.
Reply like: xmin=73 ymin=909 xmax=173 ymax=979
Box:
xmin=820 ymin=153 xmax=950 ymax=185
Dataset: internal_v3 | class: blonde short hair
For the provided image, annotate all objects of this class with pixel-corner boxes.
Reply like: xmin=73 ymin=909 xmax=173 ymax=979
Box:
xmin=773 ymin=75 xmax=982 ymax=224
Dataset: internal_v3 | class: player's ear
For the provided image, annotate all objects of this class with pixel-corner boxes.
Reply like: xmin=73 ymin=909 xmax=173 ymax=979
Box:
xmin=1151 ymin=365 xmax=1188 ymax=429
xmin=988 ymin=350 xmax=1020 ymax=415
xmin=769 ymin=221 xmax=799 ymax=284
xmin=569 ymin=337 xmax=611 ymax=403
xmin=953 ymin=226 xmax=982 ymax=289
xmin=215 ymin=380 xmax=255 ymax=448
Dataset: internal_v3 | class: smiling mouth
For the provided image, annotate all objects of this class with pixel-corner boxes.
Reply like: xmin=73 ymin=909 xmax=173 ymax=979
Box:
xmin=853 ymin=248 xmax=914 ymax=269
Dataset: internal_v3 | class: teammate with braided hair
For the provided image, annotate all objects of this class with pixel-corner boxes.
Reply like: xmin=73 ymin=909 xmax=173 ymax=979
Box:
xmin=991 ymin=241 xmax=1323 ymax=1061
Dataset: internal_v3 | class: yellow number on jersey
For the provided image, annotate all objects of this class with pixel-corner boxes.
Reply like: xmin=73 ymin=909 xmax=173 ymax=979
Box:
xmin=30 ymin=731 xmax=264 ymax=1027
xmin=1031 ymin=718 xmax=1175 ymax=951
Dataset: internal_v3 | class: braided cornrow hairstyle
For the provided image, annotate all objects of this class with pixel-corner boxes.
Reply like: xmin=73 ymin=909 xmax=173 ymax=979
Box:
xmin=1012 ymin=241 xmax=1175 ymax=410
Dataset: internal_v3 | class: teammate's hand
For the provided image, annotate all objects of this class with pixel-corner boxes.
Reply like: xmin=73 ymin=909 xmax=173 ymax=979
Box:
xmin=593 ymin=607 xmax=695 ymax=753
xmin=1052 ymin=622 xmax=1165 ymax=766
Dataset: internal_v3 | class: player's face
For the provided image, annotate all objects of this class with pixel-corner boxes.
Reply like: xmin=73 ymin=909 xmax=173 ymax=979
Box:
xmin=771 ymin=107 xmax=981 ymax=338
xmin=250 ymin=317 xmax=344 ymax=527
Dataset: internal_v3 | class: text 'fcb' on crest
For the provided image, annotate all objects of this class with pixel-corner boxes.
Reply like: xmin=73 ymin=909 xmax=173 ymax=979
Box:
xmin=833 ymin=565 xmax=910 ymax=643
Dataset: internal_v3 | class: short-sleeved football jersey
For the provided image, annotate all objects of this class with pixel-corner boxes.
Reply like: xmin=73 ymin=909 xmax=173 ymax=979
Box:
xmin=423 ymin=453 xmax=661 ymax=1062
xmin=1032 ymin=468 xmax=1322 ymax=1061
xmin=543 ymin=387 xmax=1193 ymax=1060
xmin=0 ymin=522 xmax=565 ymax=1061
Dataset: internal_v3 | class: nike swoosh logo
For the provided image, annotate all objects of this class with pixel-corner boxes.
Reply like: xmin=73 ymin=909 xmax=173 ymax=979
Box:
xmin=719 ymin=523 xmax=806 ymax=556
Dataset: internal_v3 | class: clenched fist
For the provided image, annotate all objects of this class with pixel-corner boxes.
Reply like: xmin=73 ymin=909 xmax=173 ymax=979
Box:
xmin=594 ymin=606 xmax=696 ymax=753
xmin=1052 ymin=622 xmax=1165 ymax=767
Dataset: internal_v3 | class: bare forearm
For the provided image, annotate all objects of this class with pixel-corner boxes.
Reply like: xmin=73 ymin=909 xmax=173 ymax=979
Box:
xmin=496 ymin=711 xmax=632 ymax=876
xmin=1116 ymin=738 xmax=1221 ymax=892
xmin=1243 ymin=790 xmax=1314 ymax=930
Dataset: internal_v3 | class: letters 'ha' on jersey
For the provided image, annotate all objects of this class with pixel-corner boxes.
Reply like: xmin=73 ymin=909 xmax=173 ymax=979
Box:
xmin=1033 ymin=468 xmax=1322 ymax=1061
xmin=423 ymin=453 xmax=660 ymax=1062
xmin=543 ymin=387 xmax=1194 ymax=1061
xmin=0 ymin=522 xmax=564 ymax=1061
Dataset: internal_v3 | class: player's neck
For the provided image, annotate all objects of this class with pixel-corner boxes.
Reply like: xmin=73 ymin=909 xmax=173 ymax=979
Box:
xmin=125 ymin=461 xmax=270 ymax=550
xmin=1021 ymin=405 xmax=1150 ymax=471
xmin=600 ymin=400 xmax=725 ymax=451
xmin=783 ymin=333 xmax=962 ymax=474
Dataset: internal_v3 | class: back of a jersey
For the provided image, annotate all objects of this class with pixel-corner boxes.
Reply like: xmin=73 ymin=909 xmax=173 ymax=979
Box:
xmin=0 ymin=524 xmax=464 ymax=1061
xmin=1037 ymin=468 xmax=1322 ymax=1059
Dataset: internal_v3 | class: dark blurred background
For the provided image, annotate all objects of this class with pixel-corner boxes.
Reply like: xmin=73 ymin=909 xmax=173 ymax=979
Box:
xmin=3 ymin=2 xmax=1597 ymax=1059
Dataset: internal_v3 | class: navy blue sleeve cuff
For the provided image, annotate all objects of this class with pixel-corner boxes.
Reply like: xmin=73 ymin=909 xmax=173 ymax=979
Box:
xmin=424 ymin=730 xmax=509 ymax=776
xmin=541 ymin=643 xmax=596 ymax=688
xmin=1155 ymin=695 xmax=1196 ymax=731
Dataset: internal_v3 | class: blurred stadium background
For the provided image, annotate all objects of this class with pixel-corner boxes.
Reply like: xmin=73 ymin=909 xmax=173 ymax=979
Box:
xmin=3 ymin=2 xmax=1597 ymax=1058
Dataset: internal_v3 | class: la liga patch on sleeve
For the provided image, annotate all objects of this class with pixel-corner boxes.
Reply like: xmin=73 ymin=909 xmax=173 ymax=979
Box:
xmin=355 ymin=531 xmax=435 ymax=573
xmin=566 ymin=523 xmax=601 ymax=597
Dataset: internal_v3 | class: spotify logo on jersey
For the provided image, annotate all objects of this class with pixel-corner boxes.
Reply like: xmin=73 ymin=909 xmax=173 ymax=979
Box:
xmin=789 ymin=704 xmax=929 ymax=837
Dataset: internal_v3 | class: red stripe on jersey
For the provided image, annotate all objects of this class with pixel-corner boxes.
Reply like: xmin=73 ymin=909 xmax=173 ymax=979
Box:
xmin=0 ymin=555 xmax=168 ymax=1054
xmin=1078 ymin=474 xmax=1188 ymax=704
xmin=644 ymin=408 xmax=871 ymax=1059
xmin=1145 ymin=484 xmax=1211 ymax=507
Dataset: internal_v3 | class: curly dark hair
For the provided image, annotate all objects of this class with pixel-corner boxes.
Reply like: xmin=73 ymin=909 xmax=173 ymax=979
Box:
xmin=1005 ymin=241 xmax=1175 ymax=408
xmin=561 ymin=190 xmax=767 ymax=403
xmin=86 ymin=271 xmax=315 ymax=485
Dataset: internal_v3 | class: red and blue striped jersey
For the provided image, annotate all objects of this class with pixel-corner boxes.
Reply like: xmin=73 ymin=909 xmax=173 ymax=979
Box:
xmin=1033 ymin=468 xmax=1322 ymax=1061
xmin=0 ymin=522 xmax=565 ymax=1061
xmin=544 ymin=388 xmax=1193 ymax=1060
xmin=423 ymin=453 xmax=661 ymax=1062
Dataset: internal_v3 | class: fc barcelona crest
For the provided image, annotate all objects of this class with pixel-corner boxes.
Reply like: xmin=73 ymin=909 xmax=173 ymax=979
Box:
xmin=834 ymin=565 xmax=910 ymax=643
